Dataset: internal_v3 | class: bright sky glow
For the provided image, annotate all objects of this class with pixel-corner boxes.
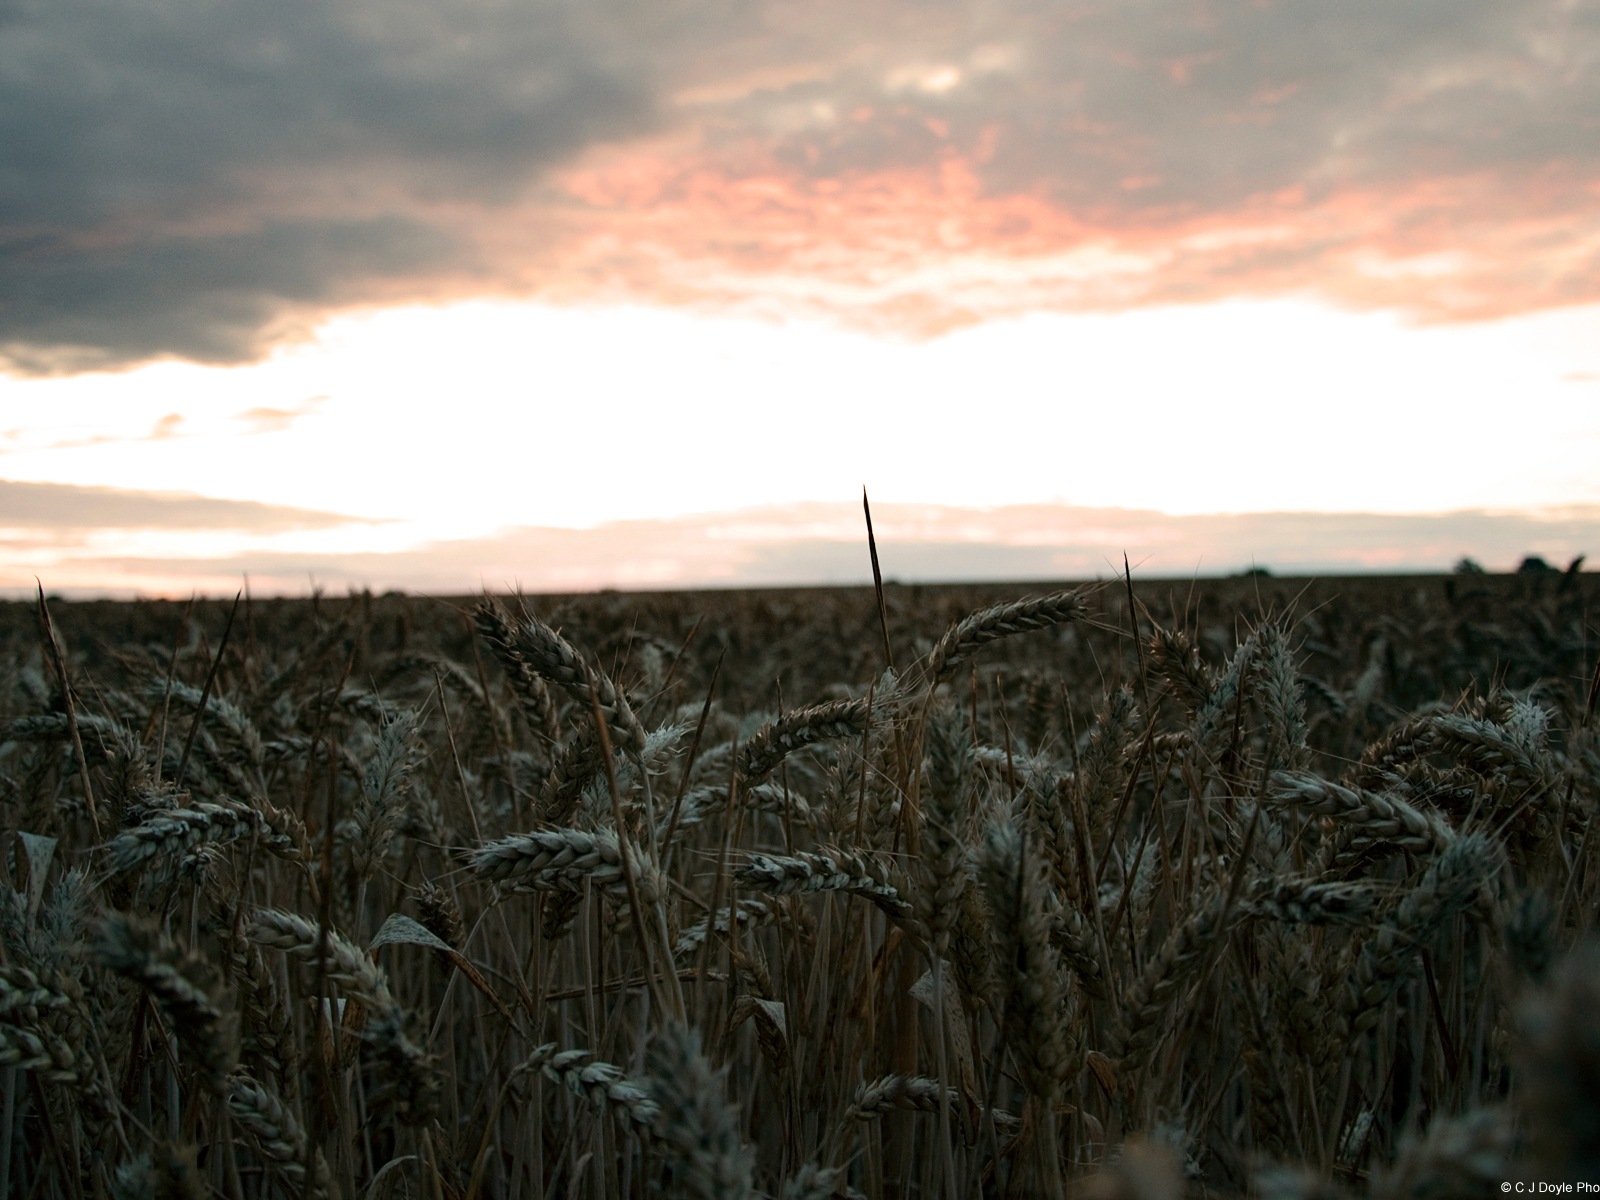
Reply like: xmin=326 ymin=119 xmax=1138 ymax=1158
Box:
xmin=4 ymin=0 xmax=1599 ymax=594
xmin=8 ymin=298 xmax=1599 ymax=522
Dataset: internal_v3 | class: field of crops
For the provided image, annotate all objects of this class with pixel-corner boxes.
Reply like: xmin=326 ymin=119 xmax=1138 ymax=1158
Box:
xmin=1 ymin=567 xmax=1596 ymax=1198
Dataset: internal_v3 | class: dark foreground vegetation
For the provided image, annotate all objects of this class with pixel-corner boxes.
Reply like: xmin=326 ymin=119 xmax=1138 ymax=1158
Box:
xmin=1 ymin=568 xmax=1597 ymax=1198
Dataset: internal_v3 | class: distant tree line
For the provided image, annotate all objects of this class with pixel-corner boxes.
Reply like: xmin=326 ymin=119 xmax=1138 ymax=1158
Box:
xmin=1454 ymin=554 xmax=1586 ymax=575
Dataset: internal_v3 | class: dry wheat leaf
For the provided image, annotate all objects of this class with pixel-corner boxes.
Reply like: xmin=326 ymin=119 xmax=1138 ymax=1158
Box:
xmin=1086 ymin=1050 xmax=1119 ymax=1100
xmin=731 ymin=995 xmax=790 ymax=1073
xmin=369 ymin=912 xmax=512 ymax=1018
xmin=910 ymin=963 xmax=976 ymax=1091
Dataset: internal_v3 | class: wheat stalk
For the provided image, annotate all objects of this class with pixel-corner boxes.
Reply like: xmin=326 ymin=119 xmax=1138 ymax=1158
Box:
xmin=734 ymin=847 xmax=909 ymax=918
xmin=94 ymin=913 xmax=237 ymax=1090
xmin=644 ymin=1024 xmax=756 ymax=1200
xmin=925 ymin=590 xmax=1090 ymax=686
xmin=226 ymin=1071 xmax=333 ymax=1200
xmin=472 ymin=826 xmax=659 ymax=903
xmin=737 ymin=697 xmax=875 ymax=785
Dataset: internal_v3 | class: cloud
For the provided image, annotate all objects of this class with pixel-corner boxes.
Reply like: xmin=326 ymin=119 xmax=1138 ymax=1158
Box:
xmin=0 ymin=478 xmax=371 ymax=533
xmin=0 ymin=0 xmax=656 ymax=373
xmin=7 ymin=499 xmax=1595 ymax=599
xmin=235 ymin=395 xmax=327 ymax=435
xmin=3 ymin=0 xmax=1597 ymax=371
xmin=528 ymin=0 xmax=1600 ymax=332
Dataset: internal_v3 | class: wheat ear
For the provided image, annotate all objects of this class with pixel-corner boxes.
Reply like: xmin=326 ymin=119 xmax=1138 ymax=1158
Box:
xmin=644 ymin=1024 xmax=757 ymax=1200
xmin=925 ymin=589 xmax=1090 ymax=685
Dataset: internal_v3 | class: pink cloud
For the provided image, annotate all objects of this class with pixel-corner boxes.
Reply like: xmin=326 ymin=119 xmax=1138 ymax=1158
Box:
xmin=8 ymin=499 xmax=1596 ymax=600
xmin=6 ymin=0 xmax=1598 ymax=371
xmin=451 ymin=140 xmax=1600 ymax=337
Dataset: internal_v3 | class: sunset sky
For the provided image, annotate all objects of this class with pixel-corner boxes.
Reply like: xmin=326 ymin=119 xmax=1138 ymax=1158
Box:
xmin=3 ymin=0 xmax=1598 ymax=596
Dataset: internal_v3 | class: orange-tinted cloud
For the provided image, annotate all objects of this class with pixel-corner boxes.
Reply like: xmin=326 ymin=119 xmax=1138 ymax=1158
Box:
xmin=150 ymin=413 xmax=184 ymax=439
xmin=4 ymin=0 xmax=1597 ymax=372
xmin=513 ymin=141 xmax=1600 ymax=334
xmin=236 ymin=395 xmax=327 ymax=435
xmin=6 ymin=498 xmax=1595 ymax=599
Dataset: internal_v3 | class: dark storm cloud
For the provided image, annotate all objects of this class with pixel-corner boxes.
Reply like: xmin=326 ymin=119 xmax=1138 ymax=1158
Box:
xmin=0 ymin=478 xmax=369 ymax=532
xmin=0 ymin=215 xmax=462 ymax=373
xmin=3 ymin=0 xmax=1596 ymax=371
xmin=0 ymin=0 xmax=657 ymax=372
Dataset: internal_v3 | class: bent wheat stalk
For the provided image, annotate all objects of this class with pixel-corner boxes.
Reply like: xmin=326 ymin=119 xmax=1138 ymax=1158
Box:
xmin=924 ymin=589 xmax=1091 ymax=686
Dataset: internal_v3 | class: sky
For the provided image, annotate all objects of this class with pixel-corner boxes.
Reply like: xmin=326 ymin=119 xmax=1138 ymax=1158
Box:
xmin=2 ymin=0 xmax=1598 ymax=596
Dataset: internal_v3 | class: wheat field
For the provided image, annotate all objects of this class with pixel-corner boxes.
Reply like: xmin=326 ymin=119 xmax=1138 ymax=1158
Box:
xmin=0 ymin=567 xmax=1596 ymax=1198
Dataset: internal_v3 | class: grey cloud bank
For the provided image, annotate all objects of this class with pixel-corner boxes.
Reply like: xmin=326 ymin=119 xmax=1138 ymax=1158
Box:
xmin=0 ymin=0 xmax=653 ymax=371
xmin=0 ymin=478 xmax=369 ymax=532
xmin=3 ymin=0 xmax=1597 ymax=372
